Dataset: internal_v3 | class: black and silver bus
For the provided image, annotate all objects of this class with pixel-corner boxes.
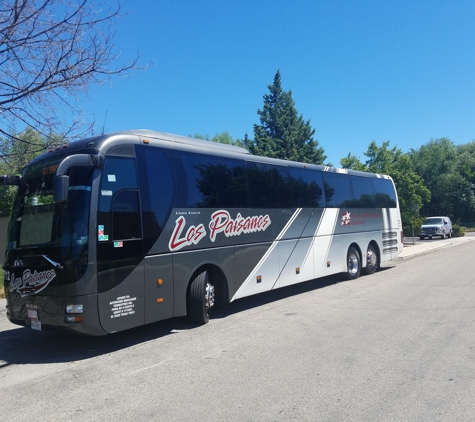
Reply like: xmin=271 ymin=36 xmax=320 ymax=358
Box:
xmin=2 ymin=130 xmax=403 ymax=335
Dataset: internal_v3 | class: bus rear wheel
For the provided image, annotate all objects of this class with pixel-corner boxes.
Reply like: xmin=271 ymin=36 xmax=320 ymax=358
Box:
xmin=347 ymin=246 xmax=361 ymax=280
xmin=189 ymin=270 xmax=215 ymax=325
xmin=364 ymin=244 xmax=378 ymax=275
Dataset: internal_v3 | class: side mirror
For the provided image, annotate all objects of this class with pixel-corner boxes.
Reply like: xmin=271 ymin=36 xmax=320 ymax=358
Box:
xmin=54 ymin=175 xmax=69 ymax=203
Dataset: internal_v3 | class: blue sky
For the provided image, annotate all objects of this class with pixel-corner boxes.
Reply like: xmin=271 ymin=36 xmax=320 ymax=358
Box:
xmin=82 ymin=0 xmax=475 ymax=166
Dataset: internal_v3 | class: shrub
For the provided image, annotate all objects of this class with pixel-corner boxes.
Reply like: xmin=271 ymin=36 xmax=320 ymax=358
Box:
xmin=452 ymin=224 xmax=465 ymax=237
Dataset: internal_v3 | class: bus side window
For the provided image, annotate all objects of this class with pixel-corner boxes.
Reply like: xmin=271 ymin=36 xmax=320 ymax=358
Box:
xmin=289 ymin=167 xmax=324 ymax=207
xmin=373 ymin=178 xmax=397 ymax=208
xmin=112 ymin=191 xmax=141 ymax=240
xmin=98 ymin=157 xmax=139 ymax=241
xmin=350 ymin=176 xmax=375 ymax=208
xmin=246 ymin=162 xmax=292 ymax=208
xmin=322 ymin=172 xmax=353 ymax=208
xmin=135 ymin=146 xmax=175 ymax=251
xmin=169 ymin=150 xmax=248 ymax=208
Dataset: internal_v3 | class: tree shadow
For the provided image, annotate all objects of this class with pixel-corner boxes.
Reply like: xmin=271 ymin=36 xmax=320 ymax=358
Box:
xmin=0 ymin=268 xmax=394 ymax=367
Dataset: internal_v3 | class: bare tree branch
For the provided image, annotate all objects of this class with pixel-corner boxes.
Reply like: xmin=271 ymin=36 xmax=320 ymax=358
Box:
xmin=0 ymin=0 xmax=149 ymax=145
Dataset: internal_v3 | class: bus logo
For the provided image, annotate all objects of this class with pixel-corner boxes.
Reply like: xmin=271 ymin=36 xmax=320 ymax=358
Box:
xmin=168 ymin=210 xmax=272 ymax=252
xmin=342 ymin=211 xmax=351 ymax=226
xmin=7 ymin=269 xmax=57 ymax=297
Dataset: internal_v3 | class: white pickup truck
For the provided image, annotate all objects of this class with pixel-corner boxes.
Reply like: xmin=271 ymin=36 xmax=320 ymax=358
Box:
xmin=419 ymin=216 xmax=453 ymax=240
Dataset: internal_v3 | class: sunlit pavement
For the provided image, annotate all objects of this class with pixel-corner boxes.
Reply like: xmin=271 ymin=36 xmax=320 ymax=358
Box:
xmin=400 ymin=232 xmax=475 ymax=259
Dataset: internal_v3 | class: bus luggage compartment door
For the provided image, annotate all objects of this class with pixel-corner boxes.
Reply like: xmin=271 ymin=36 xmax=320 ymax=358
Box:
xmin=144 ymin=254 xmax=174 ymax=324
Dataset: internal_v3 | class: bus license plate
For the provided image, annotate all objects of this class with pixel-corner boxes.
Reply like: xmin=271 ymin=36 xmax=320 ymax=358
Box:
xmin=28 ymin=309 xmax=41 ymax=331
xmin=31 ymin=320 xmax=42 ymax=331
xmin=28 ymin=309 xmax=38 ymax=319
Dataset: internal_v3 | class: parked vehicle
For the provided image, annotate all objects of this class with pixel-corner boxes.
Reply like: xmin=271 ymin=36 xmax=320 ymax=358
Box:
xmin=420 ymin=216 xmax=452 ymax=240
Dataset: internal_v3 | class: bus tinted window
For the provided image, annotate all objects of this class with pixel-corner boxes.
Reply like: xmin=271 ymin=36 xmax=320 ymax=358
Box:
xmin=289 ymin=167 xmax=324 ymax=207
xmin=112 ymin=191 xmax=141 ymax=240
xmin=136 ymin=146 xmax=175 ymax=249
xmin=350 ymin=176 xmax=375 ymax=207
xmin=246 ymin=162 xmax=292 ymax=208
xmin=170 ymin=151 xmax=248 ymax=208
xmin=98 ymin=157 xmax=139 ymax=241
xmin=373 ymin=178 xmax=397 ymax=208
xmin=322 ymin=172 xmax=353 ymax=208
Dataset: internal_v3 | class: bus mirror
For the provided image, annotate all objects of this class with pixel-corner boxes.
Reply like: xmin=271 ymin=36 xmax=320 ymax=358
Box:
xmin=54 ymin=175 xmax=70 ymax=203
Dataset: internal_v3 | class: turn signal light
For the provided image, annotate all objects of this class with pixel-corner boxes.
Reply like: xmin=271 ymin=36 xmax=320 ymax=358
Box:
xmin=65 ymin=316 xmax=83 ymax=323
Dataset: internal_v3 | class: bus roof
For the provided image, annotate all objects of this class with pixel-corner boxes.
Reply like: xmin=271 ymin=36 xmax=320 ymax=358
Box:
xmin=29 ymin=129 xmax=392 ymax=181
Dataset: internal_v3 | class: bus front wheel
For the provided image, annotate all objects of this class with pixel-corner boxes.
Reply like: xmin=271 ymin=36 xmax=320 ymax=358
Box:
xmin=347 ymin=246 xmax=361 ymax=280
xmin=189 ymin=270 xmax=215 ymax=325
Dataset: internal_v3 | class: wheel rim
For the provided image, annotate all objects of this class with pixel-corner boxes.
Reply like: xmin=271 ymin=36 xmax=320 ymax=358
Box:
xmin=205 ymin=282 xmax=215 ymax=311
xmin=367 ymin=250 xmax=377 ymax=270
xmin=348 ymin=253 xmax=359 ymax=276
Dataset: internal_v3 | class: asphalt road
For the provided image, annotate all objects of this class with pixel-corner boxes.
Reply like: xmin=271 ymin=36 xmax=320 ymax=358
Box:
xmin=1 ymin=241 xmax=475 ymax=421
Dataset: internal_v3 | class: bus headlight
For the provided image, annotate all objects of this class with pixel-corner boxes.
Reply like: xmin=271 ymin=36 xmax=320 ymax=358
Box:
xmin=65 ymin=304 xmax=83 ymax=313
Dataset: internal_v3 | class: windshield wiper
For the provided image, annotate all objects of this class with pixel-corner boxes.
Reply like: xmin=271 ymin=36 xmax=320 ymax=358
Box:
xmin=42 ymin=255 xmax=64 ymax=269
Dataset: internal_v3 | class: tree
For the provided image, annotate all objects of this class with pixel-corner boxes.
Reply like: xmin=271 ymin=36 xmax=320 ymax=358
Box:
xmin=340 ymin=140 xmax=431 ymax=224
xmin=245 ymin=70 xmax=326 ymax=164
xmin=0 ymin=127 xmax=59 ymax=209
xmin=0 ymin=0 xmax=146 ymax=144
xmin=410 ymin=138 xmax=475 ymax=221
xmin=191 ymin=131 xmax=244 ymax=147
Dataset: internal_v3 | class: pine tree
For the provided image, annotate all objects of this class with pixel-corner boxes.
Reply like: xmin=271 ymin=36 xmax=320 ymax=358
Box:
xmin=245 ymin=70 xmax=326 ymax=165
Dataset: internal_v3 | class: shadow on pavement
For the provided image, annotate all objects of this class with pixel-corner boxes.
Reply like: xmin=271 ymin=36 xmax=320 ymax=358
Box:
xmin=0 ymin=268 xmax=394 ymax=367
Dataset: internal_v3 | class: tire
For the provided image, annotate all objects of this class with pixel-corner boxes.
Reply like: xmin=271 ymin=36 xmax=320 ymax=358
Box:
xmin=419 ymin=236 xmax=424 ymax=240
xmin=189 ymin=270 xmax=215 ymax=325
xmin=448 ymin=231 xmax=452 ymax=238
xmin=364 ymin=244 xmax=378 ymax=275
xmin=441 ymin=233 xmax=445 ymax=239
xmin=347 ymin=246 xmax=361 ymax=280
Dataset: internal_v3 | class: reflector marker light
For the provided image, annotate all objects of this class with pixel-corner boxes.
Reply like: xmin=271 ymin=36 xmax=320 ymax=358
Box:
xmin=66 ymin=304 xmax=83 ymax=313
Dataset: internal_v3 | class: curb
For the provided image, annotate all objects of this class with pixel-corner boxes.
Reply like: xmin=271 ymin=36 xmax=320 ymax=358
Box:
xmin=399 ymin=243 xmax=452 ymax=260
xmin=399 ymin=237 xmax=473 ymax=260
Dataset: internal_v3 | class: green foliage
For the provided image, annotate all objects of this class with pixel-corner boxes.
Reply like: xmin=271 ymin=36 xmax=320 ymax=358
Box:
xmin=245 ymin=70 xmax=326 ymax=165
xmin=410 ymin=138 xmax=475 ymax=222
xmin=340 ymin=153 xmax=367 ymax=171
xmin=452 ymin=224 xmax=465 ymax=237
xmin=340 ymin=140 xmax=430 ymax=226
xmin=191 ymin=131 xmax=244 ymax=147
xmin=0 ymin=128 xmax=62 ymax=210
xmin=402 ymin=215 xmax=425 ymax=237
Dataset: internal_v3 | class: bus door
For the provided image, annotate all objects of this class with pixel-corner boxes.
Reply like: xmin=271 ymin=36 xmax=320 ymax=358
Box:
xmin=96 ymin=155 xmax=145 ymax=333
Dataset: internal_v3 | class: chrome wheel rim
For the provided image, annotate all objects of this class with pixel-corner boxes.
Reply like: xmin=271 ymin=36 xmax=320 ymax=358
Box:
xmin=205 ymin=282 xmax=215 ymax=310
xmin=367 ymin=250 xmax=377 ymax=270
xmin=348 ymin=253 xmax=359 ymax=276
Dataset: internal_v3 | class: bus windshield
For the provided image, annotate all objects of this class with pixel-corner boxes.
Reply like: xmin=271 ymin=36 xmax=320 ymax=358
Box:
xmin=7 ymin=155 xmax=93 ymax=266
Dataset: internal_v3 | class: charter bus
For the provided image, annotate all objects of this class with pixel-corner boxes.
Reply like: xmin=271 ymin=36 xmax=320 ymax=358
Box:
xmin=1 ymin=130 xmax=403 ymax=335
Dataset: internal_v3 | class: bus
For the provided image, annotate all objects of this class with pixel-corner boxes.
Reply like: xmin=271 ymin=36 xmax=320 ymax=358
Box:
xmin=1 ymin=130 xmax=403 ymax=335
